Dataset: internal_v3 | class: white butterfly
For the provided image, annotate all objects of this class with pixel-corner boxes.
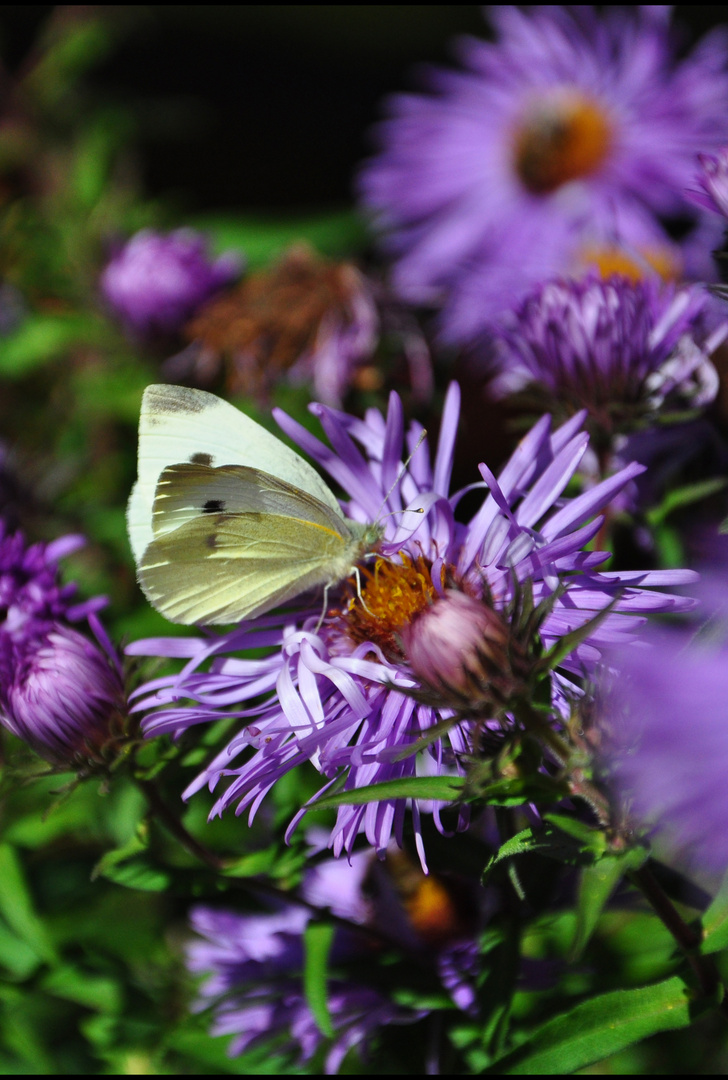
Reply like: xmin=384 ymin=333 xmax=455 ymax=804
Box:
xmin=127 ymin=384 xmax=383 ymax=625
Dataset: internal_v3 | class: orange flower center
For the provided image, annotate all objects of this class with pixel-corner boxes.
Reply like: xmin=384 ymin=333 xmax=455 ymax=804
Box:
xmin=577 ymin=243 xmax=680 ymax=284
xmin=342 ymin=555 xmax=438 ymax=660
xmin=513 ymin=93 xmax=613 ymax=195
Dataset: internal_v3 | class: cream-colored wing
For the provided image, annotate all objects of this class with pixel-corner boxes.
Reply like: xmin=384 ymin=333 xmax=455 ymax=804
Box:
xmin=149 ymin=462 xmax=350 ymax=541
xmin=138 ymin=509 xmax=359 ymax=625
xmin=127 ymin=384 xmax=342 ymax=562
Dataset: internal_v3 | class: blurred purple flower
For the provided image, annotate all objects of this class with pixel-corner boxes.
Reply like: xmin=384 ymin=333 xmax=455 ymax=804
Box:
xmin=129 ymin=385 xmax=696 ymax=865
xmin=187 ymin=844 xmax=482 ymax=1071
xmin=688 ymin=147 xmax=728 ymax=220
xmin=359 ymin=6 xmax=728 ymax=343
xmin=100 ymin=229 xmax=241 ymax=339
xmin=490 ymin=275 xmax=723 ymax=434
xmin=188 ymin=903 xmax=414 ymax=1073
xmin=600 ymin=602 xmax=728 ymax=879
xmin=0 ymin=615 xmax=127 ymax=769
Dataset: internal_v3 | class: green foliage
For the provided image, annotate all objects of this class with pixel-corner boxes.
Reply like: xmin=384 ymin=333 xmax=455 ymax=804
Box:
xmin=487 ymin=976 xmax=706 ymax=1074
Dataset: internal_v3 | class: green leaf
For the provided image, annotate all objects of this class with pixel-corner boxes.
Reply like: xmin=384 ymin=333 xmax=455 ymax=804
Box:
xmin=465 ymin=760 xmax=569 ymax=808
xmin=487 ymin=975 xmax=707 ymax=1075
xmin=91 ymin=824 xmax=149 ymax=881
xmin=191 ymin=209 xmax=369 ymax=267
xmin=92 ymin=825 xmax=171 ymax=892
xmin=570 ymin=847 xmax=648 ymax=961
xmin=0 ymin=844 xmax=57 ymax=965
xmin=0 ymin=920 xmax=43 ymax=980
xmin=95 ymin=857 xmax=171 ymax=893
xmin=303 ymin=922 xmax=335 ymax=1039
xmin=40 ymin=965 xmax=122 ymax=1014
xmin=483 ymin=816 xmax=614 ymax=887
xmin=483 ymin=828 xmax=540 ymax=876
xmin=700 ymin=870 xmax=728 ymax=955
xmin=309 ymin=775 xmax=465 ymax=810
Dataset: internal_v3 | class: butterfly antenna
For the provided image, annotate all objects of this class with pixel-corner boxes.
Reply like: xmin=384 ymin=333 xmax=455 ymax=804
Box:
xmin=374 ymin=428 xmax=428 ymax=523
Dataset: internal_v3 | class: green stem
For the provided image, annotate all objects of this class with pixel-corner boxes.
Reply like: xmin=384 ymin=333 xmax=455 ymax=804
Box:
xmin=520 ymin=703 xmax=611 ymax=826
xmin=630 ymin=864 xmax=728 ymax=1015
xmin=136 ymin=777 xmax=227 ymax=872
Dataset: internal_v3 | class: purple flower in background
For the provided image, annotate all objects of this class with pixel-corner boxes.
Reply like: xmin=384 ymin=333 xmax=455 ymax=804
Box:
xmin=129 ymin=385 xmax=696 ymax=865
xmin=688 ymin=147 xmax=728 ymax=220
xmin=100 ymin=229 xmax=241 ymax=339
xmin=0 ymin=615 xmax=127 ymax=769
xmin=187 ymin=904 xmax=414 ymax=1073
xmin=490 ymin=275 xmax=723 ymax=434
xmin=600 ymin=599 xmax=728 ymax=879
xmin=359 ymin=6 xmax=728 ymax=343
xmin=186 ymin=844 xmax=481 ymax=1071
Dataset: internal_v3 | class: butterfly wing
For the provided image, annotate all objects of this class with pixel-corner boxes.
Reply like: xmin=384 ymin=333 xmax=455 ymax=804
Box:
xmin=128 ymin=384 xmax=343 ymax=562
xmin=138 ymin=463 xmax=361 ymax=624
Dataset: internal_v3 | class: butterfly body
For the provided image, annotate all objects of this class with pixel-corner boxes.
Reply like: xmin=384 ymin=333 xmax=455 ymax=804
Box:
xmin=128 ymin=385 xmax=383 ymax=625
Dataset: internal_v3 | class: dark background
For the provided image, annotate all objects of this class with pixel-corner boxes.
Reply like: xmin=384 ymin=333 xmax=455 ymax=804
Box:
xmin=2 ymin=6 xmax=725 ymax=214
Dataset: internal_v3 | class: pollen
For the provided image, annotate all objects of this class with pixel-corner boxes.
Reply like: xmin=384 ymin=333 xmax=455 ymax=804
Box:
xmin=513 ymin=93 xmax=613 ymax=195
xmin=342 ymin=554 xmax=438 ymax=660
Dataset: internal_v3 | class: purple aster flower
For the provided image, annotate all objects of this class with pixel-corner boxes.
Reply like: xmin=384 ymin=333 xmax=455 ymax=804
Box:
xmin=688 ymin=147 xmax=728 ymax=220
xmin=186 ymin=842 xmax=482 ymax=1071
xmin=599 ymin=597 xmax=728 ymax=880
xmin=0 ymin=614 xmax=127 ymax=769
xmin=100 ymin=229 xmax=241 ymax=339
xmin=490 ymin=274 xmax=723 ymax=437
xmin=129 ymin=385 xmax=696 ymax=865
xmin=359 ymin=6 xmax=728 ymax=343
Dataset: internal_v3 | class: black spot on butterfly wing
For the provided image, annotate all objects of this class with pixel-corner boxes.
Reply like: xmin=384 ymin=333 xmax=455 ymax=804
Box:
xmin=190 ymin=452 xmax=214 ymax=466
xmin=203 ymin=499 xmax=225 ymax=513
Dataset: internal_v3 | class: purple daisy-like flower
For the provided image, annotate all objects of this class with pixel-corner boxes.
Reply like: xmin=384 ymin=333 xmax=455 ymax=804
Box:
xmin=490 ymin=274 xmax=723 ymax=434
xmin=599 ymin=596 xmax=728 ymax=879
xmin=129 ymin=385 xmax=696 ymax=865
xmin=100 ymin=229 xmax=241 ymax=339
xmin=359 ymin=6 xmax=728 ymax=343
xmin=186 ymin=842 xmax=481 ymax=1071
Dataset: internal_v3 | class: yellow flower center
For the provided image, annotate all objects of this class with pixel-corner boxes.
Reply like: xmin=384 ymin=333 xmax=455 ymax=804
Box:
xmin=513 ymin=93 xmax=613 ymax=195
xmin=577 ymin=244 xmax=680 ymax=283
xmin=342 ymin=554 xmax=438 ymax=660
